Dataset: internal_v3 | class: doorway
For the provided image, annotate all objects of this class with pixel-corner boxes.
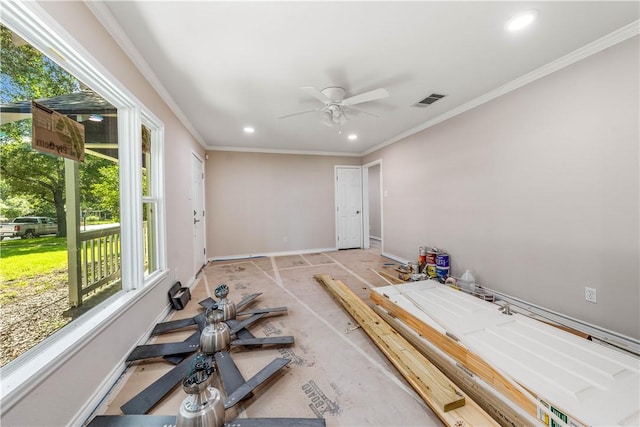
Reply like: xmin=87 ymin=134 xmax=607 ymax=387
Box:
xmin=335 ymin=165 xmax=363 ymax=249
xmin=191 ymin=153 xmax=206 ymax=274
xmin=363 ymin=160 xmax=383 ymax=250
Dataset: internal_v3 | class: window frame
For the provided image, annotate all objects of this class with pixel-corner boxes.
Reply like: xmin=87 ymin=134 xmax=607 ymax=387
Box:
xmin=141 ymin=114 xmax=167 ymax=279
xmin=0 ymin=0 xmax=167 ymax=408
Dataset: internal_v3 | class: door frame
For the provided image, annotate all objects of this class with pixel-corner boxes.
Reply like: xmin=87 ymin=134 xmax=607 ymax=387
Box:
xmin=362 ymin=159 xmax=383 ymax=250
xmin=334 ymin=165 xmax=363 ymax=249
xmin=191 ymin=151 xmax=206 ymax=275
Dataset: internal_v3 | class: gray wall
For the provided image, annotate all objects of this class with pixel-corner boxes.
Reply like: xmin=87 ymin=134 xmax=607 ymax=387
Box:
xmin=205 ymin=151 xmax=360 ymax=257
xmin=364 ymin=36 xmax=639 ymax=339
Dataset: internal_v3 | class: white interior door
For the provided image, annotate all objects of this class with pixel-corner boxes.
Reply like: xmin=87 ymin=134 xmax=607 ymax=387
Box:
xmin=191 ymin=153 xmax=206 ymax=274
xmin=335 ymin=166 xmax=363 ymax=249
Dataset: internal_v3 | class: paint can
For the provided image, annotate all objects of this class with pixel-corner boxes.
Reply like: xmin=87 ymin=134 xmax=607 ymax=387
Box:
xmin=426 ymin=264 xmax=437 ymax=278
xmin=436 ymin=266 xmax=450 ymax=279
xmin=426 ymin=249 xmax=438 ymax=265
xmin=418 ymin=247 xmax=426 ymax=265
xmin=436 ymin=252 xmax=450 ymax=268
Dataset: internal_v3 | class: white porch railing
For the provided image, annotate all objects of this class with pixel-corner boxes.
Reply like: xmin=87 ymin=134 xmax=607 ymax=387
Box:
xmin=68 ymin=225 xmax=122 ymax=306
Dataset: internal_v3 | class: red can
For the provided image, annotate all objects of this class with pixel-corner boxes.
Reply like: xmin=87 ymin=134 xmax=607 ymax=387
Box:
xmin=426 ymin=249 xmax=437 ymax=265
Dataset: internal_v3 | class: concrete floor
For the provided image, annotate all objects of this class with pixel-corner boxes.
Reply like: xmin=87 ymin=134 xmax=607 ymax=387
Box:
xmin=93 ymin=244 xmax=443 ymax=426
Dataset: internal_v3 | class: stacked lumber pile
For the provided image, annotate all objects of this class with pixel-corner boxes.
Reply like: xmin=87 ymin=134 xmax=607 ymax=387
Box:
xmin=314 ymin=274 xmax=499 ymax=427
xmin=370 ymin=280 xmax=640 ymax=427
xmin=370 ymin=289 xmax=538 ymax=427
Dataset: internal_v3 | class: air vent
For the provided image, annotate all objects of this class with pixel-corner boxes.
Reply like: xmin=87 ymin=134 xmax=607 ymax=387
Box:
xmin=415 ymin=93 xmax=446 ymax=107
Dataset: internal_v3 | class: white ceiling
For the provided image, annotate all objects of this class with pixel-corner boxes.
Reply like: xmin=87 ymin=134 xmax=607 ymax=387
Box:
xmin=92 ymin=1 xmax=639 ymax=156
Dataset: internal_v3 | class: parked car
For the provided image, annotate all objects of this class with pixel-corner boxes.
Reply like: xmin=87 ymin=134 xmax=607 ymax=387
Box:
xmin=0 ymin=216 xmax=58 ymax=240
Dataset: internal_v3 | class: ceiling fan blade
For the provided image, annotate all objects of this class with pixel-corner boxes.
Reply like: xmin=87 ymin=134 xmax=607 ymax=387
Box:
xmin=86 ymin=415 xmax=177 ymax=427
xmin=223 ymin=418 xmax=326 ymax=427
xmin=121 ymin=353 xmax=202 ymax=414
xmin=301 ymin=86 xmax=331 ymax=104
xmin=215 ymin=351 xmax=247 ymax=397
xmin=198 ymin=296 xmax=217 ymax=309
xmin=224 ymin=357 xmax=291 ymax=409
xmin=125 ymin=331 xmax=200 ymax=362
xmin=231 ymin=336 xmax=295 ymax=347
xmin=236 ymin=292 xmax=263 ymax=310
xmin=278 ymin=108 xmax=322 ymax=119
xmin=236 ymin=306 xmax=288 ymax=316
xmin=342 ymin=106 xmax=380 ymax=118
xmin=341 ymin=88 xmax=389 ymax=106
xmin=229 ymin=312 xmax=268 ymax=335
xmin=151 ymin=316 xmax=197 ymax=335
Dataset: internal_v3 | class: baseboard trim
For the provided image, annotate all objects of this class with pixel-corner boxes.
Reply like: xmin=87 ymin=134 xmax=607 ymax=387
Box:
xmin=71 ymin=362 xmax=127 ymax=426
xmin=209 ymin=247 xmax=338 ymax=262
xmin=74 ymin=298 xmax=174 ymax=426
xmin=381 ymin=251 xmax=409 ymax=265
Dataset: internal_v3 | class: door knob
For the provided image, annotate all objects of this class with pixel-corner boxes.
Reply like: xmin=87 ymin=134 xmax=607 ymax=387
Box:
xmin=194 ymin=218 xmax=201 ymax=224
xmin=356 ymin=210 xmax=360 ymax=214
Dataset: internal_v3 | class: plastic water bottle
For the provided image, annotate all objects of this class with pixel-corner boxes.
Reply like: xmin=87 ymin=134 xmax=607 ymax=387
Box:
xmin=460 ymin=270 xmax=476 ymax=293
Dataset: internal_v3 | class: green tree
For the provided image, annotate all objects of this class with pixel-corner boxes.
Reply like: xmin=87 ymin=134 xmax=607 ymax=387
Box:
xmin=0 ymin=194 xmax=33 ymax=219
xmin=90 ymin=164 xmax=120 ymax=218
xmin=0 ymin=25 xmax=80 ymax=236
xmin=0 ymin=142 xmax=66 ymax=231
xmin=0 ymin=26 xmax=79 ymax=102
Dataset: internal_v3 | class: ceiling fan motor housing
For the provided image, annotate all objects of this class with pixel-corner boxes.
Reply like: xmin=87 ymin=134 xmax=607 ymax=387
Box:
xmin=321 ymin=86 xmax=346 ymax=103
xmin=200 ymin=308 xmax=230 ymax=354
xmin=218 ymin=297 xmax=236 ymax=321
xmin=215 ymin=283 xmax=236 ymax=321
xmin=176 ymin=361 xmax=225 ymax=427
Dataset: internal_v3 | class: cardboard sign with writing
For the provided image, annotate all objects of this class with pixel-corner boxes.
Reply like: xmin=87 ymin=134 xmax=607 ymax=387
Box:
xmin=31 ymin=101 xmax=85 ymax=162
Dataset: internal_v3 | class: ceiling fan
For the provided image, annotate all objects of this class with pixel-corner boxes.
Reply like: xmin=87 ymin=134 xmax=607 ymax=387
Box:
xmin=279 ymin=86 xmax=389 ymax=127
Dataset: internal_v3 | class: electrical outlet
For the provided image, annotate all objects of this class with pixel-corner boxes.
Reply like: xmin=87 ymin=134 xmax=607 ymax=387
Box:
xmin=585 ymin=287 xmax=597 ymax=303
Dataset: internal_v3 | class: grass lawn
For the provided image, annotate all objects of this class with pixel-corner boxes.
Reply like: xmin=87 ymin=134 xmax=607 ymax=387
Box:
xmin=0 ymin=237 xmax=67 ymax=284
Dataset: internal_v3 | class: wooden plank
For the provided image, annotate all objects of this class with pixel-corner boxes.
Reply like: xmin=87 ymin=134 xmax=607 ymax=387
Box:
xmin=536 ymin=318 xmax=592 ymax=340
xmin=373 ymin=305 xmax=537 ymax=427
xmin=315 ymin=275 xmax=462 ymax=412
xmin=370 ymin=290 xmax=538 ymax=418
xmin=377 ymin=270 xmax=405 ymax=285
xmin=314 ymin=274 xmax=499 ymax=426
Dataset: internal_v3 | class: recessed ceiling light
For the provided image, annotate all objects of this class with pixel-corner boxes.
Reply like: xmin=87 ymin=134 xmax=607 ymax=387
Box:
xmin=506 ymin=10 xmax=538 ymax=32
xmin=243 ymin=126 xmax=255 ymax=134
xmin=348 ymin=134 xmax=358 ymax=141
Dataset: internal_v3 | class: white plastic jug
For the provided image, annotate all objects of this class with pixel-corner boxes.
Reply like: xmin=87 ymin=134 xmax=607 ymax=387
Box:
xmin=460 ymin=270 xmax=476 ymax=292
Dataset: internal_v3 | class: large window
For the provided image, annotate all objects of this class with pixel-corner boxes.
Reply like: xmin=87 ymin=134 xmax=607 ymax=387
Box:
xmin=0 ymin=9 xmax=164 ymax=369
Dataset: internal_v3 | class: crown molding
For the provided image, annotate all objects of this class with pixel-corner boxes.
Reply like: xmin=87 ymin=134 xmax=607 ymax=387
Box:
xmin=85 ymin=1 xmax=207 ymax=148
xmin=207 ymin=145 xmax=362 ymax=157
xmin=85 ymin=2 xmax=638 ymax=159
xmin=362 ymin=20 xmax=640 ymax=157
